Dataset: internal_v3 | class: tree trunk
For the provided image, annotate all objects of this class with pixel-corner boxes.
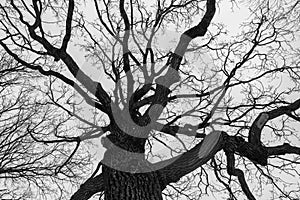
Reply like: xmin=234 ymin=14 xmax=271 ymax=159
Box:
xmin=102 ymin=165 xmax=163 ymax=200
xmin=101 ymin=121 xmax=165 ymax=200
xmin=70 ymin=131 xmax=225 ymax=200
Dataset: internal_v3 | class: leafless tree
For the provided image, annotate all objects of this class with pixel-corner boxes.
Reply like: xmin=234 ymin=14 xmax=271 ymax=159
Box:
xmin=0 ymin=0 xmax=300 ymax=200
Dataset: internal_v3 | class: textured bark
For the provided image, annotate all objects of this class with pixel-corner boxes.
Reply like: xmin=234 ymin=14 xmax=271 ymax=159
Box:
xmin=103 ymin=165 xmax=163 ymax=200
xmin=100 ymin=120 xmax=164 ymax=200
xmin=101 ymin=131 xmax=224 ymax=200
xmin=157 ymin=131 xmax=224 ymax=187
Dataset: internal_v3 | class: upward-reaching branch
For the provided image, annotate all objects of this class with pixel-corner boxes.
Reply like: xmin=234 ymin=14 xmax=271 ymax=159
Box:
xmin=120 ymin=0 xmax=134 ymax=99
xmin=171 ymin=0 xmax=216 ymax=70
xmin=61 ymin=0 xmax=74 ymax=51
xmin=8 ymin=0 xmax=112 ymax=113
xmin=143 ymin=0 xmax=216 ymax=128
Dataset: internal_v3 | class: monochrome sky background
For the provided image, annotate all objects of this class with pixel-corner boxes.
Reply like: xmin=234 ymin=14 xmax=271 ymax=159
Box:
xmin=1 ymin=0 xmax=299 ymax=199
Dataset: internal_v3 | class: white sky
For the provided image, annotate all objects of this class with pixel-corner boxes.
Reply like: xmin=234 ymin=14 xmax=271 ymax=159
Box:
xmin=2 ymin=0 xmax=296 ymax=199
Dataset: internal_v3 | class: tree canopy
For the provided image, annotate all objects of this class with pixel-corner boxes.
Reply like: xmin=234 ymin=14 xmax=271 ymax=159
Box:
xmin=0 ymin=0 xmax=300 ymax=200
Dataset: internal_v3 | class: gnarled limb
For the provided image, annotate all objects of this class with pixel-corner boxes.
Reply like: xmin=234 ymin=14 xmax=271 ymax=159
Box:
xmin=249 ymin=98 xmax=300 ymax=145
xmin=171 ymin=0 xmax=216 ymax=70
xmin=225 ymin=150 xmax=256 ymax=200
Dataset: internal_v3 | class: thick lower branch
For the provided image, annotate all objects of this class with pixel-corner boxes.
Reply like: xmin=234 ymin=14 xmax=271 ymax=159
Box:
xmin=157 ymin=131 xmax=224 ymax=188
xmin=70 ymin=174 xmax=104 ymax=200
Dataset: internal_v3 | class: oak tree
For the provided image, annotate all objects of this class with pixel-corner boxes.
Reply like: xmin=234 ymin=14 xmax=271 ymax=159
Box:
xmin=0 ymin=0 xmax=300 ymax=199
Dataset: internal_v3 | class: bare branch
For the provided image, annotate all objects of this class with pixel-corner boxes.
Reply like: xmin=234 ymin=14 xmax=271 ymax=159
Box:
xmin=61 ymin=0 xmax=75 ymax=51
xmin=249 ymin=98 xmax=300 ymax=145
xmin=225 ymin=151 xmax=256 ymax=200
